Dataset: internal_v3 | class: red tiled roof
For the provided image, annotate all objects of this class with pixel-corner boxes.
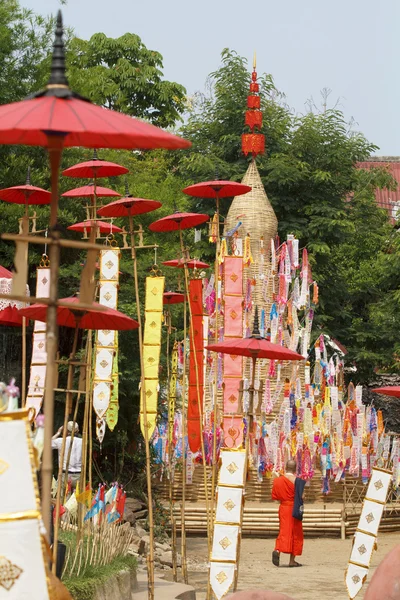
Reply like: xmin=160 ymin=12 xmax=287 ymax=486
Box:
xmin=357 ymin=157 xmax=400 ymax=222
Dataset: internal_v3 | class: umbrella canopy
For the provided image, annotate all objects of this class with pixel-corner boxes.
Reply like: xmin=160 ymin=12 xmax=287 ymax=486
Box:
xmin=68 ymin=220 xmax=122 ymax=234
xmin=62 ymin=156 xmax=128 ymax=179
xmin=98 ymin=196 xmax=162 ymax=218
xmin=0 ymin=15 xmax=190 ymax=152
xmin=372 ymin=387 xmax=400 ymax=398
xmin=62 ymin=185 xmax=120 ymax=199
xmin=0 ymin=306 xmax=23 ymax=327
xmin=149 ymin=212 xmax=209 ymax=232
xmin=182 ymin=180 xmax=251 ymax=199
xmin=205 ymin=337 xmax=304 ymax=361
xmin=163 ymin=292 xmax=185 ymax=305
xmin=162 ymin=258 xmax=210 ymax=270
xmin=0 ymin=184 xmax=51 ymax=206
xmin=19 ymin=297 xmax=139 ymax=331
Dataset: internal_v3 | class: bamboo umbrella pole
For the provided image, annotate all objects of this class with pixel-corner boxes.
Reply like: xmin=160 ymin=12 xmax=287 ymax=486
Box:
xmin=166 ymin=319 xmax=178 ymax=581
xmin=79 ymin=330 xmax=92 ymax=531
xmin=21 ymin=316 xmax=27 ymax=405
xmin=42 ymin=137 xmax=64 ymax=541
xmin=180 ymin=296 xmax=188 ymax=583
xmin=52 ymin=322 xmax=80 ymax=572
xmin=128 ymin=211 xmax=155 ymax=600
xmin=179 ymin=229 xmax=212 ymax=551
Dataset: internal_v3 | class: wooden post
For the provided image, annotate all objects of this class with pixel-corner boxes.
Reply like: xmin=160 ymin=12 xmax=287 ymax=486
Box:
xmin=181 ymin=296 xmax=188 ymax=584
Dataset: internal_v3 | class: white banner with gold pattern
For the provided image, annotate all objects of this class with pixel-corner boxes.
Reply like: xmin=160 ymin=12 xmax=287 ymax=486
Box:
xmin=345 ymin=467 xmax=392 ymax=599
xmin=92 ymin=248 xmax=120 ymax=442
xmin=25 ymin=267 xmax=50 ymax=414
xmin=215 ymin=486 xmax=243 ymax=525
xmin=0 ymin=519 xmax=49 ymax=599
xmin=218 ymin=449 xmax=247 ymax=487
xmin=211 ymin=524 xmax=239 ymax=562
xmin=209 ymin=562 xmax=236 ymax=600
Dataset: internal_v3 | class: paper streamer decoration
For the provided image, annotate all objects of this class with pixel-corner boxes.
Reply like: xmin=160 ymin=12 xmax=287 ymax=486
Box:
xmin=140 ymin=276 xmax=164 ymax=438
xmin=168 ymin=342 xmax=178 ymax=448
xmin=25 ymin=267 xmax=50 ymax=415
xmin=345 ymin=467 xmax=392 ymax=599
xmin=223 ymin=257 xmax=244 ymax=446
xmin=188 ymin=278 xmax=204 ymax=453
xmin=209 ymin=448 xmax=247 ymax=599
xmin=92 ymin=248 xmax=120 ymax=442
xmin=0 ymin=410 xmax=50 ymax=598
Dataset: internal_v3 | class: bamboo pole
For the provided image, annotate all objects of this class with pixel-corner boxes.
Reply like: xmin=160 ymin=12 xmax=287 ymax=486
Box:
xmin=21 ymin=316 xmax=27 ymax=406
xmin=52 ymin=324 xmax=80 ymax=573
xmin=210 ymin=194 xmax=220 ymax=522
xmin=128 ymin=211 xmax=155 ymax=600
xmin=41 ymin=136 xmax=63 ymax=542
xmin=179 ymin=229 xmax=212 ymax=549
xmin=166 ymin=324 xmax=178 ymax=582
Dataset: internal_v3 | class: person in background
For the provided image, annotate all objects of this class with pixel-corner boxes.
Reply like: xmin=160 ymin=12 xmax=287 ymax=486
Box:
xmin=271 ymin=460 xmax=305 ymax=568
xmin=51 ymin=422 xmax=82 ymax=493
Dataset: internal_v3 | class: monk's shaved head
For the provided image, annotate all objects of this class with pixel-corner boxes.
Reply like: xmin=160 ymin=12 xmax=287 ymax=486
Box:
xmin=285 ymin=460 xmax=296 ymax=474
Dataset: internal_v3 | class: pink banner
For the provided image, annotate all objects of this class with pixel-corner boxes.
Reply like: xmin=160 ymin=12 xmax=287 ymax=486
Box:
xmin=223 ymin=416 xmax=244 ymax=448
xmin=223 ymin=378 xmax=241 ymax=413
xmin=224 ymin=256 xmax=243 ymax=295
xmin=224 ymin=353 xmax=243 ymax=377
xmin=224 ymin=295 xmax=243 ymax=337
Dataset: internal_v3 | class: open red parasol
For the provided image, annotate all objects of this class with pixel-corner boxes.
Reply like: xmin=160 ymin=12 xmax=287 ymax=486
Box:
xmin=62 ymin=185 xmax=120 ymax=199
xmin=0 ymin=265 xmax=27 ymax=326
xmin=182 ymin=180 xmax=251 ymax=199
xmin=372 ymin=387 xmax=400 ymax=398
xmin=68 ymin=220 xmax=122 ymax=234
xmin=149 ymin=212 xmax=209 ymax=232
xmin=0 ymin=168 xmax=50 ymax=206
xmin=19 ymin=296 xmax=138 ymax=331
xmin=162 ymin=258 xmax=210 ymax=270
xmin=163 ymin=292 xmax=185 ymax=305
xmin=62 ymin=152 xmax=128 ymax=179
xmin=97 ymin=195 xmax=162 ymax=218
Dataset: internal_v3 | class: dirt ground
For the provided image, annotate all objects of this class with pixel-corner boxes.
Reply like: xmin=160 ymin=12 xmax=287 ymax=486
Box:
xmin=172 ymin=532 xmax=399 ymax=599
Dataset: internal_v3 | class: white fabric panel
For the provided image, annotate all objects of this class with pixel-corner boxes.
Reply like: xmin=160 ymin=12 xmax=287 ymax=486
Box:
xmin=365 ymin=468 xmax=392 ymax=503
xmin=209 ymin=562 xmax=235 ymax=600
xmin=359 ymin=500 xmax=385 ymax=536
xmin=97 ymin=329 xmax=116 ymax=348
xmin=215 ymin=486 xmax=243 ymax=524
xmin=218 ymin=449 xmax=246 ymax=487
xmin=350 ymin=531 xmax=376 ymax=568
xmin=35 ymin=268 xmax=50 ymax=298
xmin=0 ymin=519 xmax=49 ymax=599
xmin=31 ymin=332 xmax=47 ymax=364
xmin=211 ymin=524 xmax=239 ymax=562
xmin=345 ymin=562 xmax=369 ymax=600
xmin=24 ymin=397 xmax=42 ymax=416
xmin=100 ymin=249 xmax=119 ymax=281
xmin=93 ymin=381 xmax=111 ymax=418
xmin=0 ymin=419 xmax=37 ymax=514
xmin=94 ymin=348 xmax=114 ymax=381
xmin=27 ymin=366 xmax=46 ymax=396
xmin=99 ymin=281 xmax=118 ymax=308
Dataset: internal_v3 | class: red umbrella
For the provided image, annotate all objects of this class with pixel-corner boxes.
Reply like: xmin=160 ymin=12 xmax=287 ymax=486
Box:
xmin=0 ymin=265 xmax=25 ymax=326
xmin=182 ymin=180 xmax=251 ymax=199
xmin=0 ymin=168 xmax=50 ymax=207
xmin=97 ymin=196 xmax=162 ymax=218
xmin=163 ymin=292 xmax=185 ymax=305
xmin=372 ymin=387 xmax=400 ymax=398
xmin=62 ymin=185 xmax=121 ymax=199
xmin=68 ymin=220 xmax=123 ymax=234
xmin=19 ymin=296 xmax=138 ymax=331
xmin=149 ymin=212 xmax=209 ymax=232
xmin=62 ymin=152 xmax=128 ymax=179
xmin=162 ymin=258 xmax=210 ymax=270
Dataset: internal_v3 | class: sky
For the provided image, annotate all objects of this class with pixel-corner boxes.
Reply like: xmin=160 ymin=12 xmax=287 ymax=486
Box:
xmin=22 ymin=0 xmax=400 ymax=155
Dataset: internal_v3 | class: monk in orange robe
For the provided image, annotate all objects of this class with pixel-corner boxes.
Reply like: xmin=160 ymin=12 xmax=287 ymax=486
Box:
xmin=271 ymin=460 xmax=304 ymax=567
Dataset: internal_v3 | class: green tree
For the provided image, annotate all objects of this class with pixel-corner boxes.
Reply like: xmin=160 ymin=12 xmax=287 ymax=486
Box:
xmin=67 ymin=33 xmax=187 ymax=128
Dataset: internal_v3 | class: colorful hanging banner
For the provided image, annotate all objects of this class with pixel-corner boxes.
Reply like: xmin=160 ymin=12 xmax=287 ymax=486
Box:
xmin=26 ymin=266 xmax=50 ymax=415
xmin=140 ymin=276 xmax=164 ymax=438
xmin=188 ymin=278 xmax=204 ymax=453
xmin=168 ymin=342 xmax=178 ymax=448
xmin=92 ymin=248 xmax=120 ymax=443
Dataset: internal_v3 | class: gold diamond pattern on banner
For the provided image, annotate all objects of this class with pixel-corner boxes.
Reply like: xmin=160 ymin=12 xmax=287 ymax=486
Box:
xmin=100 ymin=360 xmax=109 ymax=369
xmin=227 ymin=462 xmax=238 ymax=475
xmin=352 ymin=574 xmax=361 ymax=585
xmin=219 ymin=537 xmax=232 ymax=550
xmin=216 ymin=571 xmax=228 ymax=584
xmin=104 ymin=291 xmax=112 ymax=302
xmin=0 ymin=459 xmax=9 ymax=475
xmin=230 ymin=273 xmax=238 ymax=282
xmin=358 ymin=544 xmax=367 ymax=555
xmin=105 ymin=260 xmax=114 ymax=270
xmin=0 ymin=556 xmax=23 ymax=591
xmin=223 ymin=499 xmax=236 ymax=512
xmin=374 ymin=479 xmax=383 ymax=491
xmin=365 ymin=512 xmax=375 ymax=524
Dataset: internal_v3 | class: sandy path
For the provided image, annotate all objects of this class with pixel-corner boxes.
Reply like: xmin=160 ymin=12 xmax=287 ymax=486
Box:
xmin=174 ymin=532 xmax=399 ymax=599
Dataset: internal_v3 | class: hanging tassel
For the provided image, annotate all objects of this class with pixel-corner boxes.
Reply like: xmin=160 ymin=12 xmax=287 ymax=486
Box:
xmin=313 ymin=282 xmax=319 ymax=304
xmin=218 ymin=238 xmax=228 ymax=264
xmin=243 ymin=233 xmax=254 ymax=267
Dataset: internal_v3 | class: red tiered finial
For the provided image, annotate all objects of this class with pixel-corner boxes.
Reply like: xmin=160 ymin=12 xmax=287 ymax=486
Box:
xmin=242 ymin=52 xmax=265 ymax=158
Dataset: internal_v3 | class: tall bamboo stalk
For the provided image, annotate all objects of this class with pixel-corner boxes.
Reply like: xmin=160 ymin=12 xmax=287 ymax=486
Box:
xmin=128 ymin=211 xmax=155 ymax=600
xmin=166 ymin=323 xmax=178 ymax=581
xmin=180 ymin=296 xmax=188 ymax=583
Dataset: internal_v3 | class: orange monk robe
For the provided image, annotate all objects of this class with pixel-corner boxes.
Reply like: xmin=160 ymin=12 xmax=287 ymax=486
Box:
xmin=272 ymin=476 xmax=304 ymax=556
